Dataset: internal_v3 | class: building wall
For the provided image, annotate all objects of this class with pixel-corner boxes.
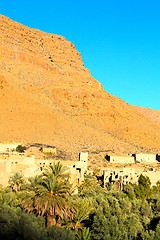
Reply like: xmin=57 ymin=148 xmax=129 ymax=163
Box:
xmin=36 ymin=158 xmax=87 ymax=185
xmin=103 ymin=168 xmax=137 ymax=186
xmin=0 ymin=143 xmax=21 ymax=153
xmin=0 ymin=155 xmax=38 ymax=186
xmin=79 ymin=152 xmax=88 ymax=171
xmin=135 ymin=153 xmax=156 ymax=162
xmin=0 ymin=162 xmax=11 ymax=186
xmin=106 ymin=154 xmax=157 ymax=164
xmin=143 ymin=171 xmax=160 ymax=186
xmin=103 ymin=168 xmax=137 ymax=190
xmin=0 ymin=154 xmax=88 ymax=187
xmin=42 ymin=147 xmax=57 ymax=154
xmin=103 ymin=167 xmax=160 ymax=187
xmin=106 ymin=155 xmax=135 ymax=164
xmin=8 ymin=155 xmax=36 ymax=165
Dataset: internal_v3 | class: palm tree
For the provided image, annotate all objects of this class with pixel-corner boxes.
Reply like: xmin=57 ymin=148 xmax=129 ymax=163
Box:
xmin=44 ymin=161 xmax=69 ymax=181
xmin=9 ymin=172 xmax=24 ymax=192
xmin=78 ymin=175 xmax=96 ymax=193
xmin=65 ymin=200 xmax=93 ymax=230
xmin=76 ymin=227 xmax=92 ymax=240
xmin=23 ymin=175 xmax=42 ymax=191
xmin=74 ymin=201 xmax=93 ymax=230
xmin=22 ymin=163 xmax=75 ymax=227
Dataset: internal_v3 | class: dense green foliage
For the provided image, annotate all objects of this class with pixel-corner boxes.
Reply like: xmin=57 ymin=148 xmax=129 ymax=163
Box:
xmin=16 ymin=145 xmax=26 ymax=153
xmin=0 ymin=165 xmax=160 ymax=240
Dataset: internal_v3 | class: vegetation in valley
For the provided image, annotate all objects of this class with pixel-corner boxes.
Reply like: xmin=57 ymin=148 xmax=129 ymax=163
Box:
xmin=0 ymin=163 xmax=160 ymax=240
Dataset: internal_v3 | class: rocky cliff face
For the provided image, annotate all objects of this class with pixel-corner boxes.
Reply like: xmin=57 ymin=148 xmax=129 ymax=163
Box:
xmin=0 ymin=14 xmax=160 ymax=156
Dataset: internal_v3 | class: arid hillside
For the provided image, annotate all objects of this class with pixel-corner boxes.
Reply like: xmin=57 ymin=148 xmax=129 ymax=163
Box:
xmin=0 ymin=14 xmax=160 ymax=157
xmin=133 ymin=106 xmax=160 ymax=125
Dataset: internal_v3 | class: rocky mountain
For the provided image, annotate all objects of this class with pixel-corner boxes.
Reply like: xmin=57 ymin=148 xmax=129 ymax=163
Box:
xmin=0 ymin=14 xmax=160 ymax=158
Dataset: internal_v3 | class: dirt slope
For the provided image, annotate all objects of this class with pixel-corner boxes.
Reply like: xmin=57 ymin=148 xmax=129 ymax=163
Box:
xmin=133 ymin=106 xmax=160 ymax=125
xmin=0 ymin=14 xmax=160 ymax=156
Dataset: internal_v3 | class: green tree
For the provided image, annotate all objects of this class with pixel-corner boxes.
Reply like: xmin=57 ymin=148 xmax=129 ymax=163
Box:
xmin=123 ymin=183 xmax=135 ymax=200
xmin=0 ymin=205 xmax=46 ymax=240
xmin=65 ymin=200 xmax=93 ymax=230
xmin=9 ymin=173 xmax=24 ymax=192
xmin=23 ymin=175 xmax=42 ymax=191
xmin=44 ymin=161 xmax=69 ymax=180
xmin=47 ymin=225 xmax=75 ymax=240
xmin=16 ymin=145 xmax=26 ymax=153
xmin=22 ymin=163 xmax=75 ymax=227
xmin=76 ymin=227 xmax=92 ymax=240
xmin=155 ymin=222 xmax=160 ymax=240
xmin=138 ymin=174 xmax=151 ymax=187
xmin=134 ymin=174 xmax=151 ymax=199
xmin=0 ymin=187 xmax=21 ymax=207
xmin=78 ymin=175 xmax=97 ymax=193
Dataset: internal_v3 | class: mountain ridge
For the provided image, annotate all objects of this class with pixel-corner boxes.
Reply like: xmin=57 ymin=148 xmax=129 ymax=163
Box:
xmin=0 ymin=14 xmax=160 ymax=157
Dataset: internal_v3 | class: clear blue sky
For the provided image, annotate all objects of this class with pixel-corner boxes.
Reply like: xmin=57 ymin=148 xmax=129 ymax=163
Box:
xmin=1 ymin=0 xmax=160 ymax=110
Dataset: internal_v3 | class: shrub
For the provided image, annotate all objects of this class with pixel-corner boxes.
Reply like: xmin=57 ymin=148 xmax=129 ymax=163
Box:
xmin=16 ymin=145 xmax=26 ymax=153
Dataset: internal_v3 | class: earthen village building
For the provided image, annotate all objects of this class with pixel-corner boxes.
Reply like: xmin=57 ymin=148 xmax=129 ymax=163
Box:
xmin=0 ymin=143 xmax=160 ymax=189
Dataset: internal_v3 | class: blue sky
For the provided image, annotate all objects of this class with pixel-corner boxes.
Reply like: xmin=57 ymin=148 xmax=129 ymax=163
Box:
xmin=1 ymin=0 xmax=160 ymax=110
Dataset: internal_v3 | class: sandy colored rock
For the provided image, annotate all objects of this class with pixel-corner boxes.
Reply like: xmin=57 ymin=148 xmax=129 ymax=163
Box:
xmin=134 ymin=105 xmax=160 ymax=125
xmin=0 ymin=14 xmax=160 ymax=159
